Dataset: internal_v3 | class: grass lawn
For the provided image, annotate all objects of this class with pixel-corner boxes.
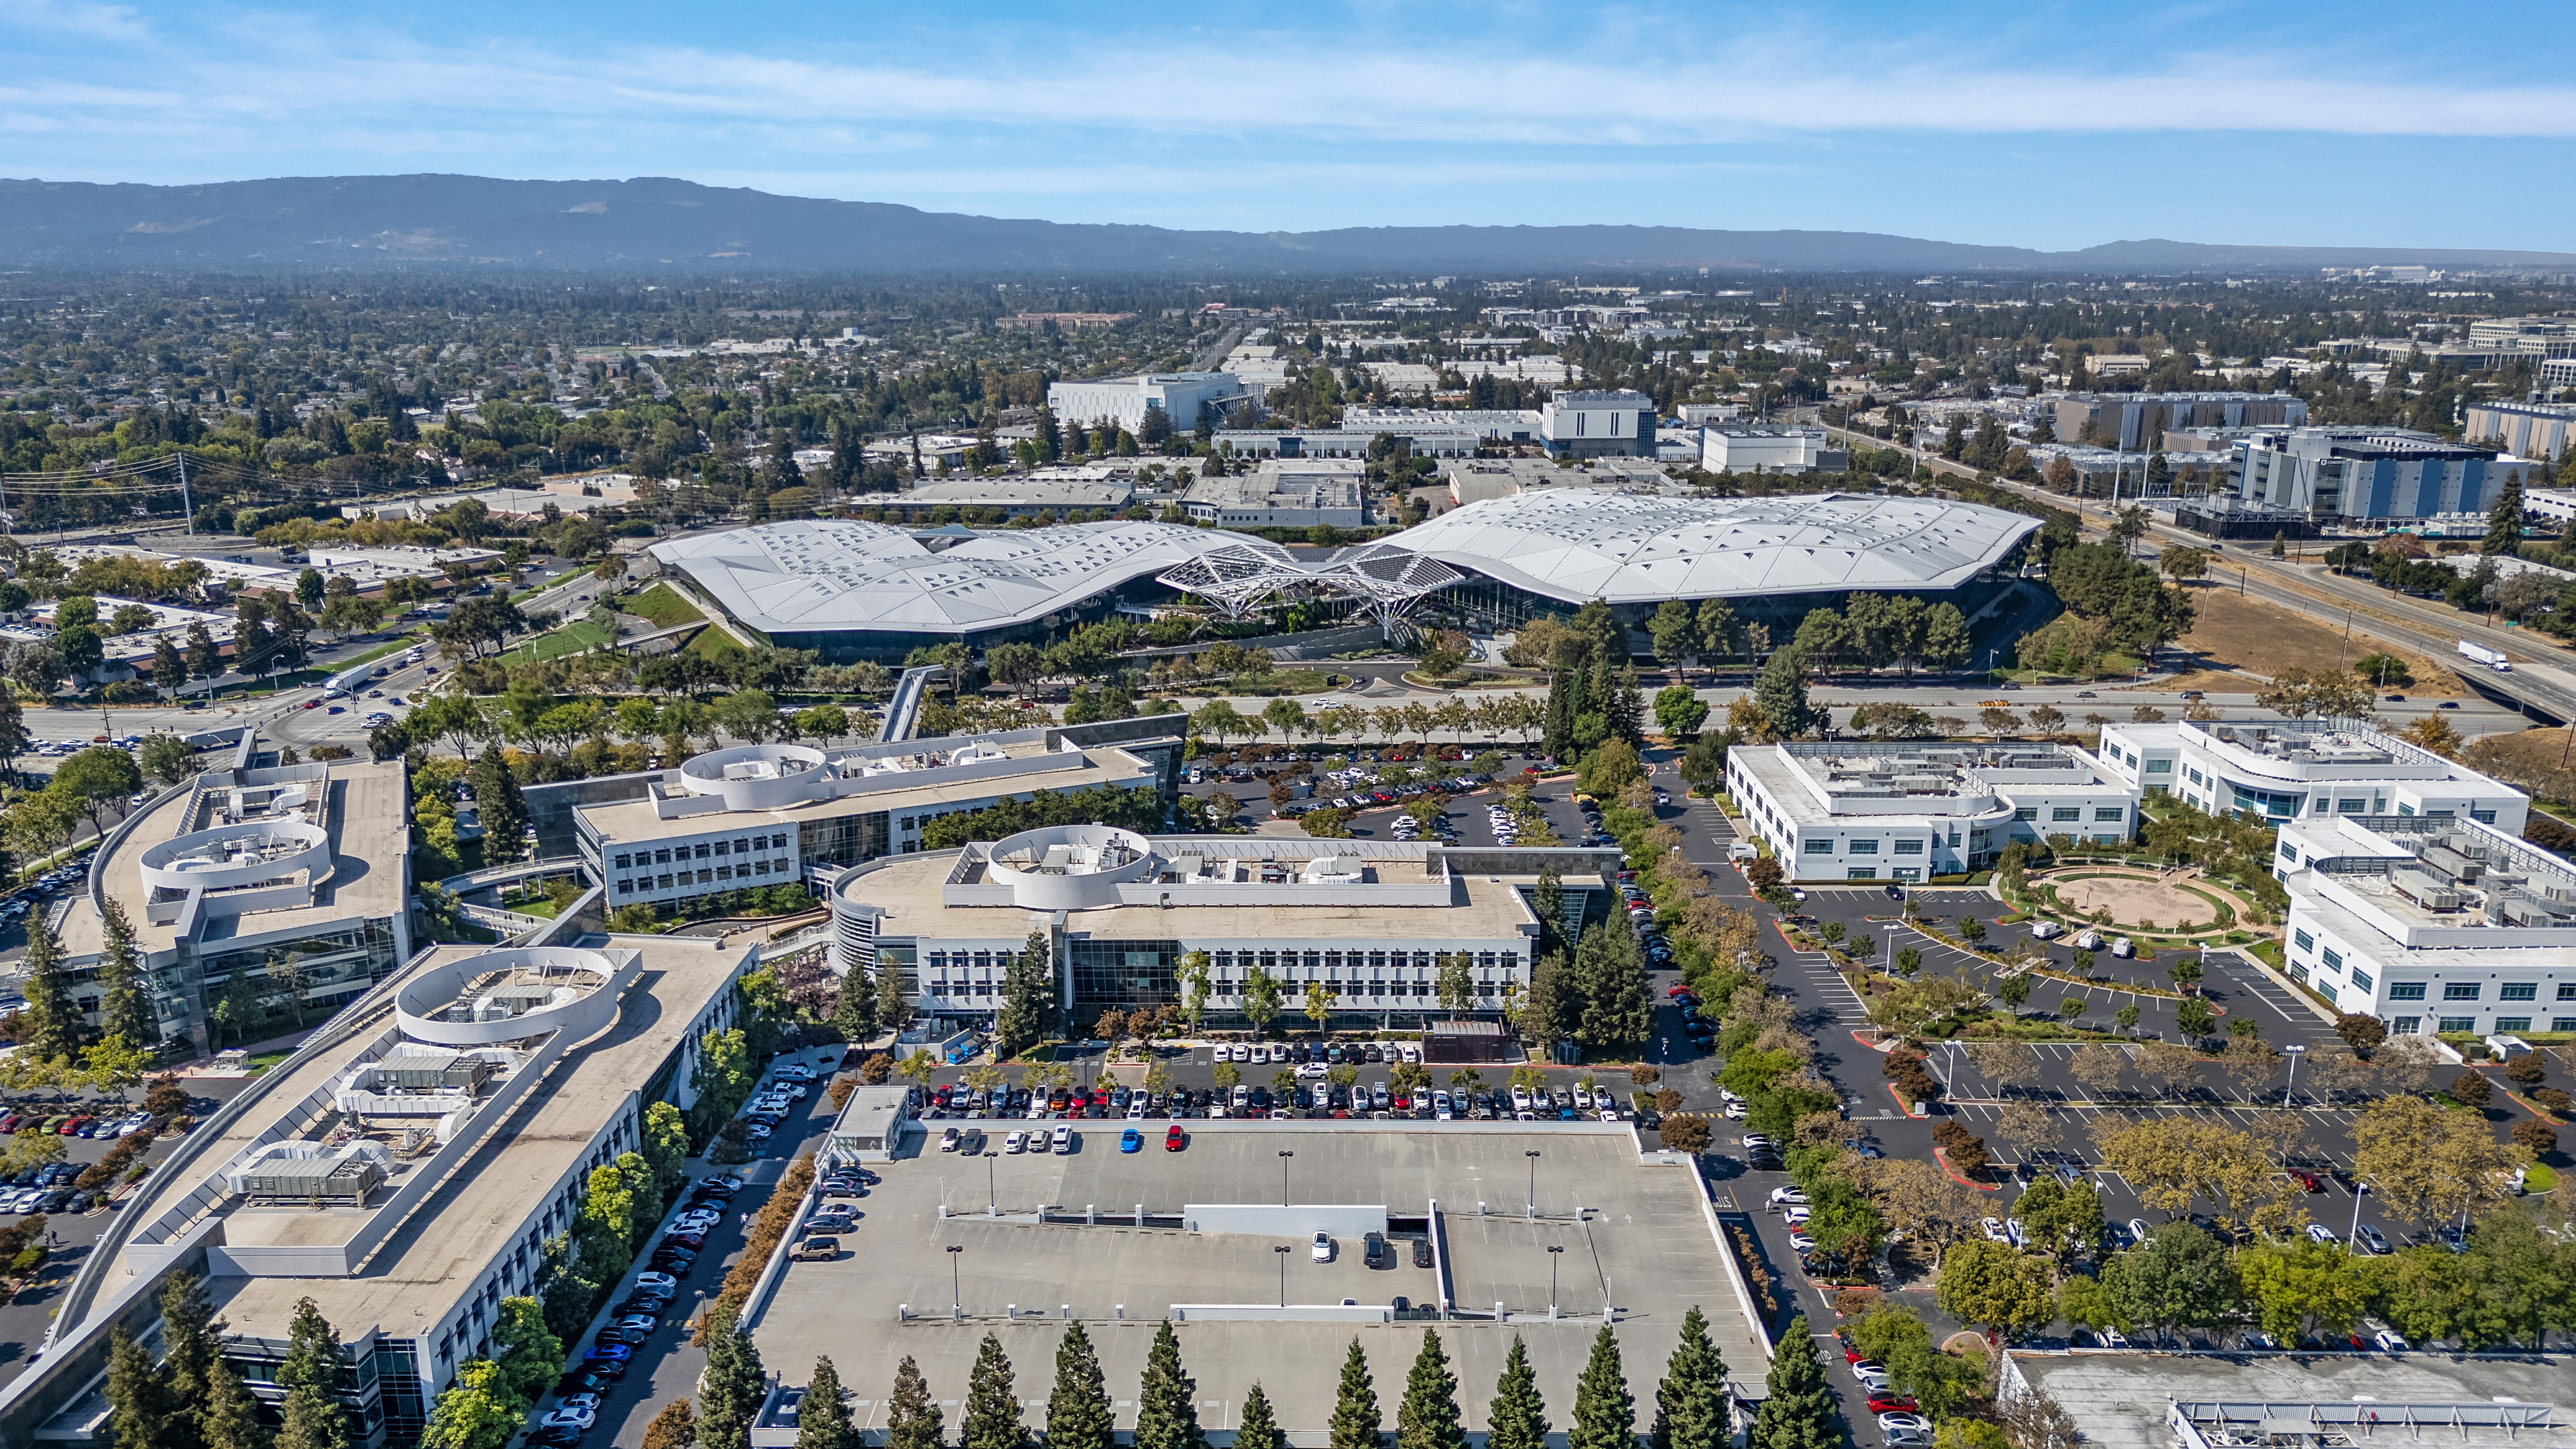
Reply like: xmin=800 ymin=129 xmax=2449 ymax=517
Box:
xmin=626 ymin=583 xmax=705 ymax=629
xmin=494 ymin=618 xmax=615 ymax=664
xmin=684 ymin=628 xmax=746 ymax=664
xmin=241 ymin=1048 xmax=295 ymax=1075
xmin=2527 ymin=1164 xmax=2559 ymax=1193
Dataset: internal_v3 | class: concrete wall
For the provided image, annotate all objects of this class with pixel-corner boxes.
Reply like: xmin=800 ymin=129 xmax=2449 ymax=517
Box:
xmin=1181 ymin=1203 xmax=1388 ymax=1238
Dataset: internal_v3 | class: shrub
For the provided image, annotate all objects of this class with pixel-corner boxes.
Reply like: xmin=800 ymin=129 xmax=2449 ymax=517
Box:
xmin=2334 ymin=1013 xmax=2389 ymax=1052
xmin=1931 ymin=1120 xmax=1990 ymax=1174
xmin=2451 ymin=1071 xmax=2494 ymax=1108
xmin=1628 ymin=1063 xmax=1660 ymax=1085
xmin=1659 ymin=1116 xmax=1712 ymax=1153
xmin=858 ymin=1053 xmax=894 ymax=1085
xmin=143 ymin=1074 xmax=189 ymax=1118
xmin=2533 ymin=1086 xmax=2572 ymax=1114
xmin=1654 ymin=1088 xmax=1683 ymax=1115
xmin=2511 ymin=1117 xmax=2557 ymax=1156
xmin=2504 ymin=1054 xmax=2546 ymax=1088
xmin=696 ymin=1153 xmax=818 ymax=1343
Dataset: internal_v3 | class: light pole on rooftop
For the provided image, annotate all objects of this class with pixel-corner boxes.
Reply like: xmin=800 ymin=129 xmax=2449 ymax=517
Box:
xmin=947 ymin=1244 xmax=963 ymax=1315
xmin=1279 ymin=1150 xmax=1294 ymax=1206
xmin=1525 ymin=1149 xmax=1541 ymax=1218
xmin=1275 ymin=1244 xmax=1291 ymax=1307
xmin=1547 ymin=1244 xmax=1564 ymax=1315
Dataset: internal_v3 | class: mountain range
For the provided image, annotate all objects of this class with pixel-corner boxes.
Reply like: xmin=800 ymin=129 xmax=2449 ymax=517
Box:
xmin=5 ymin=174 xmax=2573 ymax=276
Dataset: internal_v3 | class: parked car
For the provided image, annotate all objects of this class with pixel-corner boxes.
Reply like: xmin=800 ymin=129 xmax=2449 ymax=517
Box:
xmin=791 ymin=1236 xmax=840 ymax=1261
xmin=1311 ymin=1231 xmax=1335 ymax=1262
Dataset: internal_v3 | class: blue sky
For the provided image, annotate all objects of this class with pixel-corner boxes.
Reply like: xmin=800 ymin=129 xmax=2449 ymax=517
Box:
xmin=8 ymin=0 xmax=2576 ymax=251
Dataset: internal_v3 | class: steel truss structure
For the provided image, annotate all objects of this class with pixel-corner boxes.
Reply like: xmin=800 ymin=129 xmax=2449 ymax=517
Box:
xmin=1155 ymin=542 xmax=1463 ymax=631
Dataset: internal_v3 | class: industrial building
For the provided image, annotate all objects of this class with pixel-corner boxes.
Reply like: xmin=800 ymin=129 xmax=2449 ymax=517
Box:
xmin=1181 ymin=459 xmax=1368 ymax=529
xmin=55 ymin=733 xmax=413 ymax=1056
xmin=2002 ymin=1349 xmax=2568 ymax=1449
xmin=2053 ymin=391 xmax=2308 ymax=451
xmin=1046 ymin=372 xmax=1246 ymax=436
xmin=875 ymin=475 xmax=1139 ymax=519
xmin=2235 ymin=427 xmax=2547 ymax=522
xmin=572 ymin=724 xmax=1179 ymax=914
xmin=0 ymin=932 xmax=760 ymax=1449
xmin=1540 ymin=389 xmax=1658 ymax=457
xmin=2274 ymin=812 xmax=2575 ymax=1032
xmin=2095 ymin=717 xmax=2527 ymax=831
xmin=1726 ymin=741 xmax=2138 ymax=881
xmin=830 ymin=824 xmax=1623 ymax=1030
xmin=2464 ymin=399 xmax=2576 ymax=460
xmin=1699 ymin=425 xmax=1845 ymax=474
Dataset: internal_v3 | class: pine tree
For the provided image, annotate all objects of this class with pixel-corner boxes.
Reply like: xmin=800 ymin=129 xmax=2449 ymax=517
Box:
xmin=995 ymin=929 xmax=1051 ymax=1058
xmin=106 ymin=1326 xmax=175 ymax=1449
xmin=275 ymin=1297 xmax=349 ymax=1449
xmin=799 ymin=1356 xmax=857 ymax=1449
xmin=1045 ymin=1321 xmax=1114 ymax=1449
xmin=96 ymin=898 xmax=155 ymax=1054
xmin=1132 ymin=1319 xmax=1206 ymax=1449
xmin=1567 ymin=1326 xmax=1634 ymax=1449
xmin=1752 ymin=647 xmax=1814 ymax=740
xmin=2485 ymin=469 xmax=2528 ymax=555
xmin=1746 ymin=1316 xmax=1837 ymax=1449
xmin=160 ymin=1270 xmax=227 ymax=1449
xmin=832 ymin=960 xmax=878 ymax=1046
xmin=470 ymin=747 xmax=530 ymax=865
xmin=1395 ymin=1330 xmax=1466 ymax=1449
xmin=962 ymin=1333 xmax=1029 ymax=1449
xmin=1485 ymin=1337 xmax=1551 ymax=1449
xmin=199 ymin=1360 xmax=264 ymax=1449
xmin=1328 ymin=1338 xmax=1382 ymax=1449
xmin=1236 ymin=1384 xmax=1283 ymax=1449
xmin=1650 ymin=1307 xmax=1729 ymax=1449
xmin=17 ymin=916 xmax=85 ymax=1066
xmin=885 ymin=1355 xmax=946 ymax=1449
xmin=700 ymin=1312 xmax=769 ymax=1449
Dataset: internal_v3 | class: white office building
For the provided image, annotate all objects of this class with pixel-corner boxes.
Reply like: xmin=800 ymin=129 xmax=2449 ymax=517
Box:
xmin=1727 ymin=741 xmax=2138 ymax=882
xmin=1540 ymin=390 xmax=1657 ymax=458
xmin=2094 ymin=718 xmax=2527 ymax=833
xmin=1701 ymin=425 xmax=1846 ymax=474
xmin=1182 ymin=459 xmax=1368 ymax=528
xmin=2274 ymin=813 xmax=2576 ymax=1034
xmin=1048 ymin=372 xmax=1245 ymax=436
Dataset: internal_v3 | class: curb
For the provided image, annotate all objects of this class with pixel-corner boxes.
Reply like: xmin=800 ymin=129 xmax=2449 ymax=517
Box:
xmin=1933 ymin=1146 xmax=2000 ymax=1191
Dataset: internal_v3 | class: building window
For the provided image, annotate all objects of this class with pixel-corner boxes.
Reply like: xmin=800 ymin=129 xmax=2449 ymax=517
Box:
xmin=657 ymin=874 xmax=673 ymax=889
xmin=1847 ymin=867 xmax=1878 ymax=880
xmin=2051 ymin=808 xmax=2081 ymax=822
xmin=2145 ymin=760 xmax=2171 ymax=774
xmin=697 ymin=869 xmax=714 ymax=885
xmin=1894 ymin=839 xmax=1924 ymax=855
xmin=2350 ymin=968 xmax=2373 ymax=991
xmin=2554 ymin=1017 xmax=2576 ymax=1033
xmin=2338 ymin=799 xmax=2366 ymax=813
xmin=714 ymin=840 xmax=730 ymax=857
xmin=2499 ymin=982 xmax=2536 ymax=1000
xmin=2282 ymin=846 xmax=2299 ymax=864
xmin=2322 ymin=949 xmax=2342 ymax=972
xmin=616 ymin=880 xmax=632 ymax=895
xmin=773 ymin=834 xmax=790 ymax=850
xmin=2438 ymin=1016 xmax=2476 ymax=1032
xmin=715 ymin=866 xmax=732 ymax=882
xmin=1804 ymin=839 xmax=1833 ymax=855
xmin=2390 ymin=1016 xmax=2420 ymax=1035
xmin=2389 ymin=982 xmax=2425 ymax=1000
xmin=2471 ymin=809 xmax=2497 ymax=824
xmin=614 ymin=854 xmax=631 ymax=870
xmin=2293 ymin=930 xmax=2313 ymax=953
xmin=2094 ymin=808 xmax=2123 ymax=822
xmin=2014 ymin=808 xmax=2037 ymax=821
xmin=2443 ymin=983 xmax=2481 ymax=1000
xmin=2560 ymin=983 xmax=2576 ymax=1000
xmin=2495 ymin=1016 xmax=2532 ymax=1032
xmin=1850 ymin=839 xmax=1879 ymax=855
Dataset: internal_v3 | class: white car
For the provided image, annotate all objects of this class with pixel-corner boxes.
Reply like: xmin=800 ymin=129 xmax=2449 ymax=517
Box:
xmin=1050 ymin=1124 xmax=1073 ymax=1153
xmin=2128 ymin=1217 xmax=2152 ymax=1243
xmin=1878 ymin=1413 xmax=1933 ymax=1436
xmin=1004 ymin=1131 xmax=1027 ymax=1154
xmin=1781 ymin=1204 xmax=1811 ymax=1225
xmin=1296 ymin=1062 xmax=1329 ymax=1079
xmin=1768 ymin=1187 xmax=1807 ymax=1208
xmin=1510 ymin=1085 xmax=1533 ymax=1110
xmin=940 ymin=1128 xmax=962 ymax=1153
xmin=1851 ymin=1363 xmax=1890 ymax=1391
xmin=634 ymin=1271 xmax=678 ymax=1292
xmin=1311 ymin=1230 xmax=1335 ymax=1262
xmin=2372 ymin=1330 xmax=2410 ymax=1353
xmin=540 ymin=1407 xmax=595 ymax=1432
xmin=1126 ymin=1100 xmax=1147 ymax=1119
xmin=775 ymin=1064 xmax=817 ymax=1082
xmin=2099 ymin=1328 xmax=2129 ymax=1349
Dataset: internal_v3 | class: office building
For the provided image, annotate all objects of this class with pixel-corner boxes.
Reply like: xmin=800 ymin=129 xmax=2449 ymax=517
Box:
xmin=2093 ymin=717 xmax=2526 ymax=832
xmin=2274 ymin=813 xmax=2576 ymax=1033
xmin=2003 ymin=1350 xmax=2569 ymax=1449
xmin=0 ymin=933 xmax=759 ymax=1449
xmin=878 ymin=475 xmax=1138 ymax=519
xmin=2053 ymin=392 xmax=2308 ymax=452
xmin=1182 ymin=459 xmax=1368 ymax=528
xmin=2464 ymin=399 xmax=2576 ymax=461
xmin=56 ymin=735 xmax=413 ymax=1056
xmin=1700 ymin=426 xmax=1845 ymax=474
xmin=1726 ymin=741 xmax=2139 ymax=882
xmin=1047 ymin=372 xmax=1245 ymax=436
xmin=574 ymin=725 xmax=1179 ymax=914
xmin=2235 ymin=427 xmax=2545 ymax=522
xmin=1540 ymin=390 xmax=1657 ymax=457
xmin=829 ymin=824 xmax=1620 ymax=1029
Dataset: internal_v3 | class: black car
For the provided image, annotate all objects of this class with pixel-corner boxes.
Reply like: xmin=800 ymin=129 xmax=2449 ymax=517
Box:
xmin=1364 ymin=1230 xmax=1390 ymax=1268
xmin=1411 ymin=1238 xmax=1434 ymax=1268
xmin=556 ymin=1372 xmax=613 ymax=1399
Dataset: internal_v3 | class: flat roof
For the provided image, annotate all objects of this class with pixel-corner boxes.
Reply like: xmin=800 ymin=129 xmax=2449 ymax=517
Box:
xmin=61 ymin=758 xmax=410 ymax=962
xmin=206 ymin=934 xmax=751 ymax=1344
xmin=751 ymin=1127 xmax=1766 ymax=1435
xmin=2009 ymin=1351 xmax=2570 ymax=1449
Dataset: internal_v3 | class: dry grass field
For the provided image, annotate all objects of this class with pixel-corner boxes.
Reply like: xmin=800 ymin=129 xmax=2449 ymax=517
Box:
xmin=2149 ymin=586 xmax=2462 ymax=698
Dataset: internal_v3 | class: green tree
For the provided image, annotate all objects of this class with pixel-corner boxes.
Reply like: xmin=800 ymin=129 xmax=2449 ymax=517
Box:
xmin=1045 ymin=1320 xmax=1114 ymax=1449
xmin=799 ymin=1357 xmax=858 ymax=1449
xmin=834 ymin=960 xmax=878 ymax=1045
xmin=275 ymin=1297 xmax=349 ymax=1449
xmin=2103 ymin=1222 xmax=2241 ymax=1331
xmin=2484 ymin=468 xmax=2527 ymax=553
xmin=642 ymin=1100 xmax=691 ymax=1199
xmin=963 ymin=1332 xmax=1030 ymax=1449
xmin=1133 ymin=1319 xmax=1206 ymax=1449
xmin=997 ymin=929 xmax=1054 ymax=1057
xmin=1653 ymin=686 xmax=1708 ymax=740
xmin=1747 ymin=1316 xmax=1836 ymax=1449
xmin=1567 ymin=1324 xmax=1634 ymax=1449
xmin=199 ymin=1361 xmax=265 ymax=1449
xmin=469 ymin=746 xmax=530 ymax=864
xmin=1396 ymin=1330 xmax=1466 ymax=1449
xmin=1236 ymin=1384 xmax=1284 ymax=1449
xmin=1754 ymin=647 xmax=1816 ymax=739
xmin=107 ymin=1326 xmax=177 ymax=1449
xmin=1651 ymin=1306 xmax=1729 ymax=1449
xmin=1241 ymin=964 xmax=1283 ymax=1036
xmin=50 ymin=744 xmax=143 ymax=837
xmin=489 ymin=1295 xmax=562 ymax=1406
xmin=139 ymin=730 xmax=195 ymax=785
xmin=885 ymin=1355 xmax=946 ymax=1449
xmin=95 ymin=898 xmax=156 ymax=1055
xmin=700 ymin=1312 xmax=769 ymax=1449
xmin=1485 ymin=1337 xmax=1551 ymax=1449
xmin=1935 ymin=1239 xmax=2057 ymax=1339
xmin=16 ymin=914 xmax=84 ymax=1067
xmin=1329 ymin=1337 xmax=1383 ymax=1449
xmin=1572 ymin=922 xmax=1653 ymax=1055
xmin=159 ymin=1270 xmax=227 ymax=1449
xmin=418 ymin=1359 xmax=521 ymax=1449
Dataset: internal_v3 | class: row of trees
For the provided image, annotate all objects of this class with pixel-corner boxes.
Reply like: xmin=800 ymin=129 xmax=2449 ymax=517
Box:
xmin=1190 ymin=694 xmax=1548 ymax=751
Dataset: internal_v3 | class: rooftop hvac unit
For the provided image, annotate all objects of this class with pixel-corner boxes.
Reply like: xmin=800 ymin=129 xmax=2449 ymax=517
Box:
xmin=2389 ymin=868 xmax=2459 ymax=912
xmin=2419 ymin=845 xmax=2482 ymax=882
xmin=374 ymin=1054 xmax=493 ymax=1091
xmin=226 ymin=1141 xmax=392 ymax=1200
xmin=2500 ymin=894 xmax=2570 ymax=928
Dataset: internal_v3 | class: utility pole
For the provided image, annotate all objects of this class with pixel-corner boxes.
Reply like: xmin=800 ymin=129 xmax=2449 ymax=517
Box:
xmin=178 ymin=452 xmax=194 ymax=535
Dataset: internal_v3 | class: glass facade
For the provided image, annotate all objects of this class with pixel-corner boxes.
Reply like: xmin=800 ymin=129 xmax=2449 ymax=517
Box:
xmin=1069 ymin=938 xmax=1179 ymax=1010
xmin=376 ymin=1340 xmax=426 ymax=1446
xmin=192 ymin=917 xmax=404 ymax=1050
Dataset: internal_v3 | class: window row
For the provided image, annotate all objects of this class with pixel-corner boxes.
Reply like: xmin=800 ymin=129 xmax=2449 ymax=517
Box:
xmin=614 ymin=857 xmax=792 ymax=894
xmin=612 ymin=834 xmax=790 ymax=870
xmin=2386 ymin=981 xmax=2572 ymax=1002
xmin=1209 ymin=948 xmax=1513 ymax=973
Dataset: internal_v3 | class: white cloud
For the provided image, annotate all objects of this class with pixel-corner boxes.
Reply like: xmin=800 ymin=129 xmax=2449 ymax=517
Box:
xmin=0 ymin=0 xmax=144 ymax=40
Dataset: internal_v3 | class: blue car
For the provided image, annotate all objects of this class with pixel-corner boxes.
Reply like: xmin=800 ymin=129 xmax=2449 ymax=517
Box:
xmin=1119 ymin=1127 xmax=1142 ymax=1154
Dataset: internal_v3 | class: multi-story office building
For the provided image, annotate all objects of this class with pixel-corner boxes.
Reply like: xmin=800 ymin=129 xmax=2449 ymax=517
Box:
xmin=1046 ymin=372 xmax=1245 ymax=436
xmin=2053 ymin=392 xmax=2307 ymax=451
xmin=1701 ymin=426 xmax=1845 ymax=474
xmin=2273 ymin=813 xmax=2576 ymax=1034
xmin=1726 ymin=741 xmax=2138 ymax=882
xmin=571 ymin=726 xmax=1179 ymax=914
xmin=2464 ymin=399 xmax=2576 ymax=461
xmin=2096 ymin=717 xmax=2528 ymax=832
xmin=0 ymin=933 xmax=759 ymax=1448
xmin=58 ymin=736 xmax=412 ymax=1055
xmin=829 ymin=825 xmax=1618 ymax=1030
xmin=2234 ymin=427 xmax=2545 ymax=522
xmin=1182 ymin=459 xmax=1368 ymax=528
xmin=1540 ymin=390 xmax=1657 ymax=457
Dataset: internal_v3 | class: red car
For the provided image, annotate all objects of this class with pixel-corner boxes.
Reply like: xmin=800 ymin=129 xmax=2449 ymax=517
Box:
xmin=1163 ymin=1124 xmax=1186 ymax=1151
xmin=1867 ymin=1395 xmax=1919 ymax=1414
xmin=1666 ymin=985 xmax=1693 ymax=998
xmin=58 ymin=1116 xmax=89 ymax=1135
xmin=2286 ymin=1169 xmax=2323 ymax=1193
xmin=0 ymin=1115 xmax=18 ymax=1134
xmin=661 ymin=1232 xmax=705 ymax=1251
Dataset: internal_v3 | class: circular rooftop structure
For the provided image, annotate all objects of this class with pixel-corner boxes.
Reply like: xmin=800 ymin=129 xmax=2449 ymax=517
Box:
xmin=679 ymin=743 xmax=834 ymax=810
xmin=137 ymin=818 xmax=332 ymax=893
xmin=981 ymin=825 xmax=1161 ymax=910
xmin=395 ymin=947 xmax=624 ymax=1047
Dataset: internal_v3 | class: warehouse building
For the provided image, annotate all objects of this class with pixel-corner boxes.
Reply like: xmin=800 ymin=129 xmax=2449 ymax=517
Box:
xmin=2093 ymin=717 xmax=2527 ymax=832
xmin=1728 ymin=740 xmax=2138 ymax=880
xmin=1182 ymin=459 xmax=1369 ymax=528
xmin=2235 ymin=427 xmax=2547 ymax=522
xmin=1047 ymin=372 xmax=1246 ymax=436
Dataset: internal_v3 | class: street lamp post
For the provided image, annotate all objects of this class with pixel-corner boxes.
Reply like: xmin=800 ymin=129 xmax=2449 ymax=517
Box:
xmin=2348 ymin=1179 xmax=2371 ymax=1246
xmin=946 ymin=1245 xmax=963 ymax=1315
xmin=1279 ymin=1150 xmax=1294 ymax=1206
xmin=2280 ymin=1044 xmax=2306 ymax=1108
xmin=1275 ymin=1244 xmax=1291 ymax=1307
xmin=1547 ymin=1244 xmax=1565 ymax=1315
xmin=984 ymin=1150 xmax=999 ymax=1213
xmin=1525 ymin=1150 xmax=1541 ymax=1217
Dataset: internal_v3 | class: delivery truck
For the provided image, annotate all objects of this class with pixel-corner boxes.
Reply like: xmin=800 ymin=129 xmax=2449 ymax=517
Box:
xmin=2459 ymin=640 xmax=2511 ymax=672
